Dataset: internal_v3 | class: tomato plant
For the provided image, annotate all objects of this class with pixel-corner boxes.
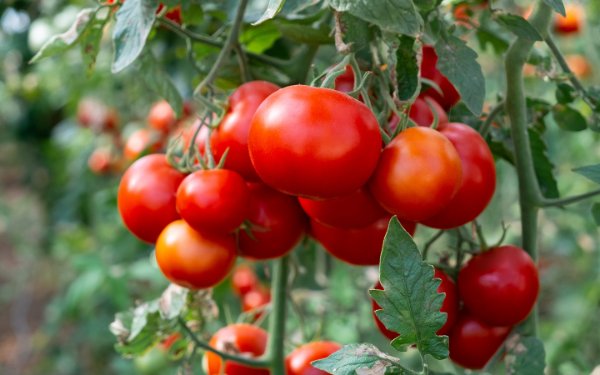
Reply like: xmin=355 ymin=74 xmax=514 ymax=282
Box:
xmin=204 ymin=324 xmax=269 ymax=375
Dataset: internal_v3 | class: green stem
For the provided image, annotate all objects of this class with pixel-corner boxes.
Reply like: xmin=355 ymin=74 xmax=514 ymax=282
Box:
xmin=479 ymin=101 xmax=505 ymax=138
xmin=265 ymin=255 xmax=290 ymax=374
xmin=504 ymin=1 xmax=553 ymax=336
xmin=540 ymin=188 xmax=600 ymax=207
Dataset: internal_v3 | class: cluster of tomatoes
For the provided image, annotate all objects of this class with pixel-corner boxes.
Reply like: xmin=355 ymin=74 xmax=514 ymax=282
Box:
xmin=372 ymin=245 xmax=540 ymax=370
xmin=231 ymin=264 xmax=271 ymax=318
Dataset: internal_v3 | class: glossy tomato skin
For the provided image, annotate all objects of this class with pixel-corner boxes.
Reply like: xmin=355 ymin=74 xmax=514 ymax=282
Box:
xmin=372 ymin=268 xmax=458 ymax=339
xmin=298 ymin=187 xmax=387 ymax=229
xmin=409 ymin=96 xmax=448 ymax=128
xmin=448 ymin=312 xmax=511 ymax=370
xmin=422 ymin=122 xmax=496 ymax=229
xmin=148 ymin=100 xmax=177 ymax=134
xmin=311 ymin=216 xmax=416 ymax=266
xmin=176 ymin=169 xmax=249 ymax=233
xmin=369 ymin=127 xmax=462 ymax=222
xmin=231 ymin=264 xmax=259 ymax=296
xmin=124 ymin=128 xmax=163 ymax=161
xmin=239 ymin=183 xmax=307 ymax=260
xmin=420 ymin=45 xmax=461 ymax=110
xmin=211 ymin=81 xmax=279 ymax=181
xmin=155 ymin=220 xmax=236 ymax=289
xmin=118 ymin=154 xmax=185 ymax=243
xmin=334 ymin=65 xmax=355 ymax=93
xmin=458 ymin=245 xmax=539 ymax=327
xmin=204 ymin=324 xmax=269 ymax=375
xmin=286 ymin=341 xmax=342 ymax=375
xmin=249 ymin=85 xmax=382 ymax=199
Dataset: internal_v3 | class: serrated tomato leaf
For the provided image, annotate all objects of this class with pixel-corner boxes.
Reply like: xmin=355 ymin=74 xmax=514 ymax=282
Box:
xmin=435 ymin=36 xmax=485 ymax=116
xmin=312 ymin=343 xmax=411 ymax=374
xmin=573 ymin=164 xmax=600 ymax=185
xmin=329 ymin=0 xmax=421 ymax=36
xmin=551 ymin=104 xmax=587 ymax=132
xmin=112 ymin=0 xmax=159 ymax=73
xmin=138 ymin=53 xmax=183 ymax=118
xmin=505 ymin=335 xmax=546 ymax=375
xmin=496 ymin=14 xmax=543 ymax=41
xmin=396 ymin=36 xmax=419 ymax=101
xmin=80 ymin=14 xmax=109 ymax=74
xmin=370 ymin=217 xmax=448 ymax=360
xmin=529 ymin=128 xmax=559 ymax=199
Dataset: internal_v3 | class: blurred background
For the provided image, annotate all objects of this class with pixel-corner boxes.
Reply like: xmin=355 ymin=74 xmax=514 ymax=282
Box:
xmin=1 ymin=0 xmax=599 ymax=374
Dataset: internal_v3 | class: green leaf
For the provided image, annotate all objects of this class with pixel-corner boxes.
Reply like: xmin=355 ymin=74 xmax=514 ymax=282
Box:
xmin=312 ymin=343 xmax=410 ymax=374
xmin=80 ymin=14 xmax=109 ymax=74
xmin=495 ymin=14 xmax=543 ymax=41
xmin=275 ymin=19 xmax=332 ymax=45
xmin=112 ymin=0 xmax=159 ymax=73
xmin=505 ymin=336 xmax=546 ymax=375
xmin=371 ymin=217 xmax=448 ymax=360
xmin=435 ymin=36 xmax=485 ymax=115
xmin=543 ymin=0 xmax=566 ymax=17
xmin=476 ymin=27 xmax=509 ymax=55
xmin=396 ymin=36 xmax=419 ymax=101
xmin=591 ymin=203 xmax=600 ymax=225
xmin=555 ymin=83 xmax=576 ymax=104
xmin=30 ymin=8 xmax=96 ymax=64
xmin=240 ymin=21 xmax=282 ymax=53
xmin=413 ymin=0 xmax=437 ymax=13
xmin=529 ymin=128 xmax=559 ymax=199
xmin=329 ymin=0 xmax=421 ymax=36
xmin=573 ymin=164 xmax=600 ymax=185
xmin=137 ymin=53 xmax=183 ymax=118
xmin=336 ymin=12 xmax=371 ymax=51
xmin=252 ymin=0 xmax=286 ymax=25
xmin=551 ymin=104 xmax=587 ymax=132
xmin=111 ymin=302 xmax=162 ymax=356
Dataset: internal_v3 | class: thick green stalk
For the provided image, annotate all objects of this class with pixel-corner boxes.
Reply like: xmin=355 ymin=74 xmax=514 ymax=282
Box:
xmin=504 ymin=2 xmax=553 ymax=336
xmin=265 ymin=255 xmax=290 ymax=374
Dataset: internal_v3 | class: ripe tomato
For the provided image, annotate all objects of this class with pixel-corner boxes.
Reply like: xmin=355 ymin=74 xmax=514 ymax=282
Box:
xmin=118 ymin=154 xmax=185 ymax=243
xmin=388 ymin=96 xmax=449 ymax=133
xmin=176 ymin=169 xmax=249 ymax=233
xmin=422 ymin=122 xmax=496 ymax=229
xmin=249 ymin=85 xmax=382 ymax=199
xmin=298 ymin=187 xmax=387 ymax=229
xmin=231 ymin=264 xmax=260 ymax=296
xmin=124 ymin=128 xmax=163 ymax=161
xmin=369 ymin=127 xmax=462 ymax=222
xmin=77 ymin=98 xmax=119 ymax=132
xmin=565 ymin=54 xmax=592 ymax=78
xmin=242 ymin=285 xmax=271 ymax=315
xmin=148 ymin=100 xmax=177 ymax=134
xmin=448 ymin=312 xmax=510 ymax=370
xmin=157 ymin=4 xmax=182 ymax=24
xmin=458 ymin=245 xmax=539 ymax=327
xmin=155 ymin=220 xmax=236 ymax=289
xmin=285 ymin=341 xmax=342 ymax=375
xmin=334 ymin=65 xmax=355 ymax=93
xmin=180 ymin=117 xmax=210 ymax=156
xmin=420 ymin=45 xmax=461 ymax=110
xmin=371 ymin=268 xmax=458 ymax=340
xmin=554 ymin=3 xmax=583 ymax=35
xmin=211 ymin=81 xmax=279 ymax=181
xmin=204 ymin=324 xmax=269 ymax=375
xmin=310 ymin=216 xmax=416 ymax=266
xmin=238 ymin=183 xmax=307 ymax=260
xmin=88 ymin=148 xmax=112 ymax=175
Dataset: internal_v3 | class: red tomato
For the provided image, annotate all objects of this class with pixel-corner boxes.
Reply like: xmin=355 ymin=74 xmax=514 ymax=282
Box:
xmin=422 ymin=122 xmax=496 ymax=229
xmin=157 ymin=4 xmax=182 ymax=24
xmin=554 ymin=3 xmax=583 ymax=35
xmin=232 ymin=264 xmax=260 ymax=296
xmin=88 ymin=148 xmax=112 ymax=175
xmin=298 ymin=187 xmax=387 ymax=229
xmin=238 ymin=183 xmax=307 ymax=260
xmin=249 ymin=85 xmax=382 ymax=199
xmin=204 ymin=324 xmax=269 ymax=375
xmin=371 ymin=268 xmax=458 ymax=339
xmin=369 ymin=127 xmax=462 ymax=222
xmin=242 ymin=285 xmax=271 ymax=315
xmin=211 ymin=81 xmax=279 ymax=181
xmin=124 ymin=128 xmax=163 ymax=161
xmin=420 ymin=45 xmax=461 ymax=110
xmin=565 ymin=54 xmax=592 ymax=78
xmin=148 ymin=100 xmax=177 ymax=134
xmin=155 ymin=220 xmax=236 ymax=289
xmin=310 ymin=216 xmax=416 ymax=266
xmin=176 ymin=169 xmax=249 ymax=233
xmin=118 ymin=154 xmax=185 ymax=243
xmin=77 ymin=98 xmax=119 ymax=132
xmin=285 ymin=341 xmax=342 ymax=375
xmin=448 ymin=312 xmax=510 ymax=370
xmin=388 ymin=96 xmax=449 ymax=133
xmin=179 ymin=117 xmax=210 ymax=156
xmin=458 ymin=245 xmax=539 ymax=327
xmin=334 ymin=65 xmax=355 ymax=93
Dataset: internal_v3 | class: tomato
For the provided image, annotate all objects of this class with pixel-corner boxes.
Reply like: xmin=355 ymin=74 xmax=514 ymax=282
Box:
xmin=242 ymin=285 xmax=271 ymax=315
xmin=311 ymin=216 xmax=416 ymax=266
xmin=118 ymin=154 xmax=185 ymax=243
xmin=369 ymin=127 xmax=462 ymax=222
xmin=371 ymin=268 xmax=458 ymax=340
xmin=88 ymin=148 xmax=112 ymax=175
xmin=238 ymin=183 xmax=307 ymax=260
xmin=554 ymin=3 xmax=583 ymax=35
xmin=148 ymin=100 xmax=177 ymax=134
xmin=334 ymin=65 xmax=355 ymax=93
xmin=211 ymin=81 xmax=279 ymax=181
xmin=249 ymin=85 xmax=382 ymax=199
xmin=422 ymin=122 xmax=496 ymax=229
xmin=232 ymin=264 xmax=260 ymax=296
xmin=77 ymin=98 xmax=118 ymax=132
xmin=420 ymin=45 xmax=461 ymax=110
xmin=458 ymin=245 xmax=539 ymax=327
xmin=298 ymin=188 xmax=387 ymax=229
xmin=155 ymin=220 xmax=236 ymax=289
xmin=176 ymin=169 xmax=249 ymax=233
xmin=157 ymin=4 xmax=182 ymax=24
xmin=124 ymin=128 xmax=163 ymax=161
xmin=204 ymin=324 xmax=269 ymax=375
xmin=388 ymin=96 xmax=449 ymax=133
xmin=565 ymin=54 xmax=592 ymax=78
xmin=448 ymin=312 xmax=510 ymax=370
xmin=285 ymin=341 xmax=342 ymax=375
xmin=180 ymin=117 xmax=210 ymax=156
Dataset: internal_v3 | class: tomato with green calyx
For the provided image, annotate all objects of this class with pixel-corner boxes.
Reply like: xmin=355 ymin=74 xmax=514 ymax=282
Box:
xmin=118 ymin=154 xmax=185 ymax=243
xmin=249 ymin=85 xmax=382 ymax=199
xmin=422 ymin=122 xmax=496 ymax=229
xmin=204 ymin=324 xmax=269 ymax=375
xmin=458 ymin=245 xmax=539 ymax=327
xmin=239 ymin=183 xmax=307 ymax=260
xmin=155 ymin=220 xmax=236 ymax=289
xmin=420 ymin=45 xmax=461 ymax=110
xmin=369 ymin=126 xmax=462 ymax=222
xmin=211 ymin=81 xmax=279 ymax=181
xmin=286 ymin=341 xmax=342 ymax=375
